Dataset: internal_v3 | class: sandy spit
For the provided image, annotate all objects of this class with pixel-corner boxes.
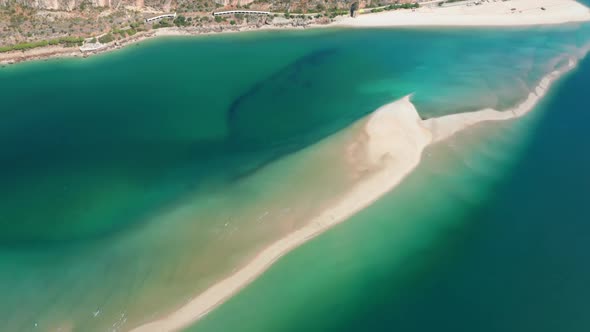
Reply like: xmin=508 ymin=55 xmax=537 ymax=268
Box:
xmin=130 ymin=96 xmax=432 ymax=332
xmin=423 ymin=57 xmax=579 ymax=141
xmin=129 ymin=47 xmax=585 ymax=331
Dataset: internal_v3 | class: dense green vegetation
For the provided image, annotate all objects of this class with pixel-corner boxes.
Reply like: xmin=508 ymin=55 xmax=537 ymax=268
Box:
xmin=371 ymin=2 xmax=419 ymax=13
xmin=173 ymin=15 xmax=190 ymax=27
xmin=327 ymin=8 xmax=349 ymax=18
xmin=98 ymin=33 xmax=115 ymax=44
xmin=152 ymin=18 xmax=174 ymax=29
xmin=112 ymin=28 xmax=128 ymax=38
xmin=0 ymin=36 xmax=84 ymax=53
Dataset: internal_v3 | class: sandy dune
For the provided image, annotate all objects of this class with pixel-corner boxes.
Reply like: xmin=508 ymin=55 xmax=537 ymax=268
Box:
xmin=336 ymin=0 xmax=590 ymax=27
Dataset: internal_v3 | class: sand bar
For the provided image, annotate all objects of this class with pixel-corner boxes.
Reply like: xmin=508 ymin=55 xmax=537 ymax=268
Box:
xmin=129 ymin=48 xmax=585 ymax=331
xmin=423 ymin=57 xmax=578 ymax=141
xmin=131 ymin=96 xmax=432 ymax=331
xmin=336 ymin=0 xmax=590 ymax=27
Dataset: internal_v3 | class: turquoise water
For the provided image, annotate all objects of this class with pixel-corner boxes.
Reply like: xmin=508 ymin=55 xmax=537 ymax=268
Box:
xmin=1 ymin=24 xmax=589 ymax=331
xmin=2 ymin=26 xmax=586 ymax=244
xmin=189 ymin=49 xmax=590 ymax=332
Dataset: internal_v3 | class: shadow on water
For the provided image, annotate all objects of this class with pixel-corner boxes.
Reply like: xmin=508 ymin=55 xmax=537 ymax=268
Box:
xmin=227 ymin=47 xmax=341 ymax=148
xmin=0 ymin=48 xmax=357 ymax=250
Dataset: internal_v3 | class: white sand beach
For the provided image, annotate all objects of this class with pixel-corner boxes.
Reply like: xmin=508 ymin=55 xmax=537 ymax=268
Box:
xmin=336 ymin=0 xmax=590 ymax=27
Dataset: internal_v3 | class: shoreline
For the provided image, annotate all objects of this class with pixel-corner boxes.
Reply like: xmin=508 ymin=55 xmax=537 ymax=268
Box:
xmin=129 ymin=50 xmax=585 ymax=332
xmin=0 ymin=22 xmax=337 ymax=66
xmin=337 ymin=0 xmax=590 ymax=27
xmin=1 ymin=0 xmax=589 ymax=66
xmin=0 ymin=25 xmax=315 ymax=66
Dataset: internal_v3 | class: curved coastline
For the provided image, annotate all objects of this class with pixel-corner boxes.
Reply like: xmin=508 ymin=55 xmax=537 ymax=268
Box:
xmin=1 ymin=0 xmax=589 ymax=66
xmin=130 ymin=51 xmax=585 ymax=332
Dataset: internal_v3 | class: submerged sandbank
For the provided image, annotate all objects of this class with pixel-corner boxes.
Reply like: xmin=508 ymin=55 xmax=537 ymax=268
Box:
xmin=131 ymin=97 xmax=432 ymax=332
xmin=336 ymin=0 xmax=590 ymax=27
xmin=130 ymin=51 xmax=583 ymax=332
xmin=424 ymin=58 xmax=578 ymax=142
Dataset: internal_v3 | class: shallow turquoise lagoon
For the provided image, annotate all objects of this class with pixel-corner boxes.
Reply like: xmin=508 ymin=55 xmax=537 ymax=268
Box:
xmin=0 ymin=24 xmax=589 ymax=331
xmin=189 ymin=30 xmax=590 ymax=332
